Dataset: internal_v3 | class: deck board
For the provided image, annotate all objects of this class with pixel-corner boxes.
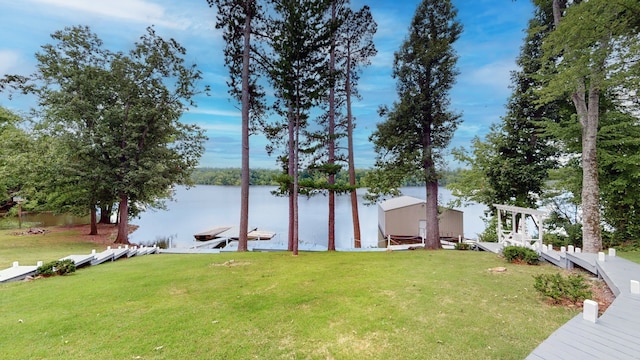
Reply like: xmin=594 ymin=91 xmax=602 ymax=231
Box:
xmin=0 ymin=264 xmax=38 ymax=283
xmin=566 ymin=252 xmax=598 ymax=274
xmin=90 ymin=250 xmax=115 ymax=265
xmin=473 ymin=241 xmax=502 ymax=254
xmin=60 ymin=254 xmax=94 ymax=267
xmin=527 ymin=251 xmax=640 ymax=359
xmin=1 ymin=245 xmax=159 ymax=284
xmin=540 ymin=250 xmax=568 ymax=268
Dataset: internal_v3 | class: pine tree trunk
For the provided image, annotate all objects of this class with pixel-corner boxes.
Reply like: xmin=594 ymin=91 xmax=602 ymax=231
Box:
xmin=424 ymin=125 xmax=440 ymax=250
xmin=346 ymin=54 xmax=361 ymax=247
xmin=327 ymin=0 xmax=337 ymax=252
xmin=237 ymin=0 xmax=252 ymax=253
xmin=288 ymin=106 xmax=295 ymax=252
xmin=292 ymin=111 xmax=300 ymax=256
xmin=425 ymin=180 xmax=440 ymax=249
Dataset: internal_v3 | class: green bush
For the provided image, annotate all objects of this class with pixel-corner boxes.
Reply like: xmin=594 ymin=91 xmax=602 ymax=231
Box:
xmin=36 ymin=259 xmax=76 ymax=277
xmin=455 ymin=242 xmax=470 ymax=250
xmin=533 ymin=272 xmax=592 ymax=304
xmin=502 ymin=245 xmax=540 ymax=265
xmin=478 ymin=216 xmax=498 ymax=242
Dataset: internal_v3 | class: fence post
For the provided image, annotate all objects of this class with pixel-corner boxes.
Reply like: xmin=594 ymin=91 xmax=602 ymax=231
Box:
xmin=583 ymin=299 xmax=599 ymax=323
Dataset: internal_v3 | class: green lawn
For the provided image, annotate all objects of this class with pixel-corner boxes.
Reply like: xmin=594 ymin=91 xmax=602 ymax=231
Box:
xmin=0 ymin=227 xmax=99 ymax=268
xmin=619 ymin=250 xmax=640 ymax=264
xmin=1 ymin=246 xmax=577 ymax=359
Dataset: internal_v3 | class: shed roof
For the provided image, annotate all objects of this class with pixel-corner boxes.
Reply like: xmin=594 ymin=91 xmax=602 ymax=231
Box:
xmin=379 ymin=196 xmax=425 ymax=212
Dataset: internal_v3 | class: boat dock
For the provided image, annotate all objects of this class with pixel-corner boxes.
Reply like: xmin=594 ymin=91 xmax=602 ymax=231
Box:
xmin=193 ymin=226 xmax=233 ymax=241
xmin=193 ymin=226 xmax=276 ymax=242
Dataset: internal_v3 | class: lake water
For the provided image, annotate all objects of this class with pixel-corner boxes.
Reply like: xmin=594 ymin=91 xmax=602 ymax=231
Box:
xmin=129 ymin=185 xmax=488 ymax=249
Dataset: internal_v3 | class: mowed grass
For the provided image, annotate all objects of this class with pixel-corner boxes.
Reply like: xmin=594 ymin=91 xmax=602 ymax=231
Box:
xmin=0 ymin=227 xmax=99 ymax=268
xmin=0 ymin=241 xmax=577 ymax=360
xmin=619 ymin=250 xmax=640 ymax=264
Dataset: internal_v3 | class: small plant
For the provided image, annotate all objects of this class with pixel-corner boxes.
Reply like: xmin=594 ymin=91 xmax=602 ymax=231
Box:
xmin=533 ymin=272 xmax=592 ymax=304
xmin=36 ymin=259 xmax=76 ymax=277
xmin=502 ymin=245 xmax=539 ymax=265
xmin=142 ymin=234 xmax=176 ymax=249
xmin=455 ymin=242 xmax=469 ymax=250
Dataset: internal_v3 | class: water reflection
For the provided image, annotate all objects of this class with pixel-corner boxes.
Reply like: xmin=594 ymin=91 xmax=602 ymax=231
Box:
xmin=22 ymin=212 xmax=90 ymax=227
xmin=129 ymin=185 xmax=488 ymax=248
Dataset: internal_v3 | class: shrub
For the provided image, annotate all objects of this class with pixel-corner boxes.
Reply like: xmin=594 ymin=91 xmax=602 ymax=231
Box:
xmin=502 ymin=245 xmax=540 ymax=265
xmin=533 ymin=272 xmax=592 ymax=304
xmin=478 ymin=216 xmax=498 ymax=242
xmin=141 ymin=234 xmax=176 ymax=249
xmin=455 ymin=242 xmax=469 ymax=250
xmin=36 ymin=259 xmax=76 ymax=277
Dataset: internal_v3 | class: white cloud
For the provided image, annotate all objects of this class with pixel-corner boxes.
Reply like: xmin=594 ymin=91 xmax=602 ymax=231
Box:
xmin=0 ymin=50 xmax=20 ymax=74
xmin=197 ymin=122 xmax=241 ymax=133
xmin=188 ymin=108 xmax=241 ymax=118
xmin=464 ymin=59 xmax=516 ymax=91
xmin=27 ymin=0 xmax=190 ymax=29
xmin=455 ymin=123 xmax=483 ymax=138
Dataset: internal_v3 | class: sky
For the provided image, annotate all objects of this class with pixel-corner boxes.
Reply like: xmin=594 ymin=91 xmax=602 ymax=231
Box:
xmin=0 ymin=0 xmax=535 ymax=169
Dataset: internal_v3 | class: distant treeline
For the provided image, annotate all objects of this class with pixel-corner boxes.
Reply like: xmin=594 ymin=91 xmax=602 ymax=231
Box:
xmin=191 ymin=167 xmax=460 ymax=187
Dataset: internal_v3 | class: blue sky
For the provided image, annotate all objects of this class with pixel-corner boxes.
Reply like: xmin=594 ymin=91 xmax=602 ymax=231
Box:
xmin=0 ymin=0 xmax=534 ymax=169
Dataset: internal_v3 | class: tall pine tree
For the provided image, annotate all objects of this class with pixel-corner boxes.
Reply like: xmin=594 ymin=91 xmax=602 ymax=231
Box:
xmin=210 ymin=0 xmax=267 ymax=251
xmin=368 ymin=0 xmax=462 ymax=249
xmin=267 ymin=0 xmax=333 ymax=254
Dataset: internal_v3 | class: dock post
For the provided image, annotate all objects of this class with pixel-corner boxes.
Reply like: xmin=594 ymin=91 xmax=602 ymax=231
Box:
xmin=560 ymin=246 xmax=566 ymax=253
xmin=13 ymin=261 xmax=19 ymax=267
xmin=598 ymin=252 xmax=606 ymax=262
xmin=568 ymin=245 xmax=574 ymax=253
xmin=583 ymin=299 xmax=599 ymax=323
xmin=37 ymin=261 xmax=43 ymax=267
xmin=608 ymin=248 xmax=616 ymax=257
xmin=575 ymin=247 xmax=581 ymax=253
xmin=631 ymin=280 xmax=639 ymax=295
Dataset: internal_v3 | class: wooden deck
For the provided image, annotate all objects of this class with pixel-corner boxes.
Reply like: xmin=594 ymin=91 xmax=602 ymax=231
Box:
xmin=60 ymin=254 xmax=94 ymax=267
xmin=1 ymin=245 xmax=158 ymax=284
xmin=190 ymin=238 xmax=230 ymax=249
xmin=527 ymin=250 xmax=640 ymax=359
xmin=0 ymin=262 xmax=40 ymax=283
xmin=473 ymin=241 xmax=502 ymax=254
xmin=193 ymin=226 xmax=232 ymax=241
xmin=471 ymin=243 xmax=640 ymax=358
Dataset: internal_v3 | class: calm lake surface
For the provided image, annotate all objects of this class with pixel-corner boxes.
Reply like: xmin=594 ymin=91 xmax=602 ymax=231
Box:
xmin=129 ymin=185 xmax=487 ymax=248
